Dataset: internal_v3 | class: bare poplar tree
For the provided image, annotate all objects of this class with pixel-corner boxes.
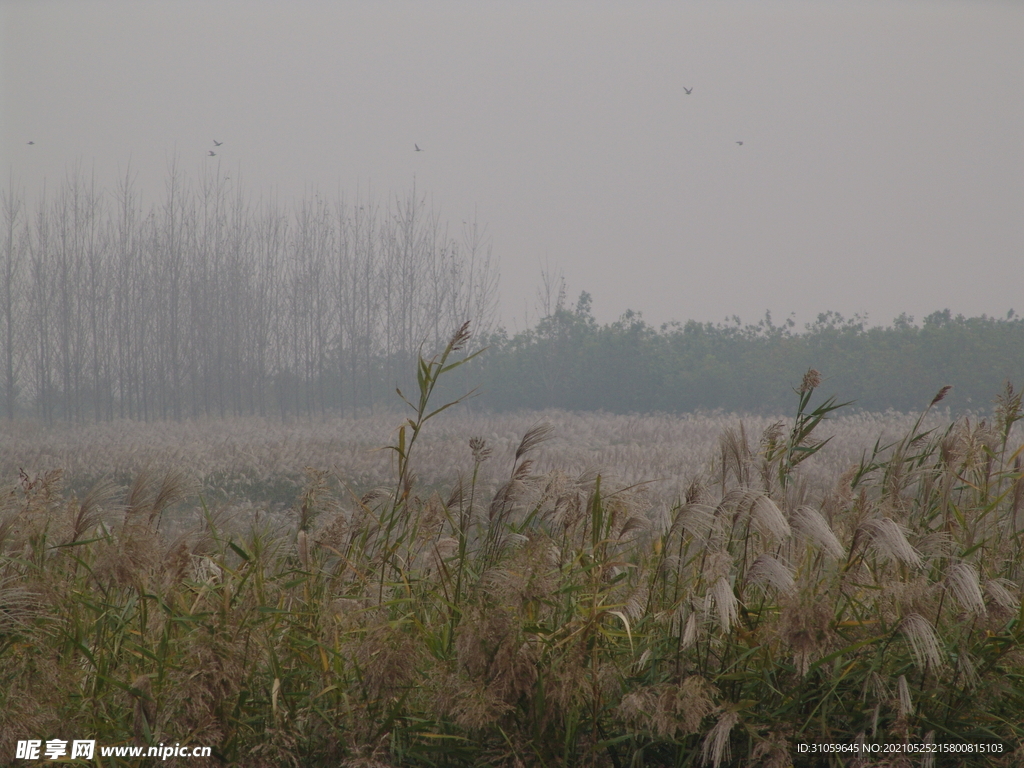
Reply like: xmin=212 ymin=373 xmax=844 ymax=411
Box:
xmin=459 ymin=215 xmax=500 ymax=342
xmin=9 ymin=168 xmax=498 ymax=423
xmin=1 ymin=182 xmax=26 ymax=420
xmin=156 ymin=158 xmax=190 ymax=420
xmin=335 ymin=194 xmax=383 ymax=415
xmin=289 ymin=192 xmax=334 ymax=417
xmin=252 ymin=200 xmax=286 ymax=417
xmin=28 ymin=186 xmax=54 ymax=423
xmin=225 ymin=177 xmax=254 ymax=415
xmin=54 ymin=172 xmax=85 ymax=421
xmin=81 ymin=172 xmax=111 ymax=420
xmin=113 ymin=166 xmax=142 ymax=419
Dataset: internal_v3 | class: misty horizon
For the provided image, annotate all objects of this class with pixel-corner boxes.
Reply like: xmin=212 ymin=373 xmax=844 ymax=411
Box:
xmin=3 ymin=1 xmax=1021 ymax=331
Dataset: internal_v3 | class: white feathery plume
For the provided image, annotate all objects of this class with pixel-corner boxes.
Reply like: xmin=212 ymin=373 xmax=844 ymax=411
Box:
xmin=985 ymin=578 xmax=1020 ymax=611
xmin=747 ymin=553 xmax=795 ymax=593
xmin=862 ymin=518 xmax=922 ymax=567
xmin=681 ymin=611 xmax=700 ymax=649
xmin=899 ymin=613 xmax=944 ymax=671
xmin=707 ymin=577 xmax=738 ymax=633
xmin=956 ymin=649 xmax=981 ymax=691
xmin=701 ymin=710 xmax=739 ymax=768
xmin=791 ymin=505 xmax=845 ymax=558
xmin=896 ymin=674 xmax=913 ymax=716
xmin=945 ymin=561 xmax=986 ymax=614
xmin=750 ymin=493 xmax=791 ymax=541
xmin=677 ymin=503 xmax=717 ymax=542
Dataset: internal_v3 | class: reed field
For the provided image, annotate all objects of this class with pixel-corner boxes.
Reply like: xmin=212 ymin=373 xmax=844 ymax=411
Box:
xmin=0 ymin=402 xmax=965 ymax=521
xmin=2 ymin=330 xmax=1023 ymax=766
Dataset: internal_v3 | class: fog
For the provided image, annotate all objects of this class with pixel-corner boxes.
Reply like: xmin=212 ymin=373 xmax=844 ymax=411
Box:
xmin=3 ymin=0 xmax=1021 ymax=329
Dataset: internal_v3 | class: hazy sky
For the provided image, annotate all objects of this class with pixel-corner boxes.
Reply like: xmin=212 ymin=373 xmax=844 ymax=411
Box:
xmin=2 ymin=0 xmax=1021 ymax=330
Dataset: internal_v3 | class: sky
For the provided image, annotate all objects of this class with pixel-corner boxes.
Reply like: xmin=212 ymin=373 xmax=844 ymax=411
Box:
xmin=2 ymin=0 xmax=1022 ymax=331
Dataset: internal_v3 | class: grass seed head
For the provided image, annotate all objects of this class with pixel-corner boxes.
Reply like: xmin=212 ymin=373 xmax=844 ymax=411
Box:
xmin=955 ymin=649 xmax=982 ymax=691
xmin=449 ymin=320 xmax=472 ymax=352
xmin=0 ymin=579 xmax=41 ymax=633
xmin=751 ymin=493 xmax=791 ymax=541
xmin=984 ymin=578 xmax=1020 ymax=611
xmin=618 ymin=677 xmax=715 ymax=738
xmin=898 ymin=613 xmax=945 ymax=671
xmin=672 ymin=502 xmax=717 ymax=543
xmin=680 ymin=610 xmax=701 ymax=649
xmin=750 ymin=731 xmax=794 ymax=768
xmin=66 ymin=477 xmax=120 ymax=544
xmin=707 ymin=576 xmax=738 ymax=633
xmin=701 ymin=710 xmax=740 ymax=768
xmin=790 ymin=505 xmax=845 ymax=559
xmin=896 ymin=674 xmax=913 ymax=717
xmin=514 ymin=422 xmax=554 ymax=462
xmin=778 ymin=596 xmax=835 ymax=676
xmin=860 ymin=517 xmax=922 ymax=568
xmin=469 ymin=436 xmax=492 ymax=463
xmin=929 ymin=385 xmax=953 ymax=408
xmin=799 ymin=368 xmax=822 ymax=394
xmin=945 ymin=561 xmax=986 ymax=615
xmin=747 ymin=553 xmax=795 ymax=594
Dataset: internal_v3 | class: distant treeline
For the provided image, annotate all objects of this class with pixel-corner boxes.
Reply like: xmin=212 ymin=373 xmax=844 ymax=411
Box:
xmin=1 ymin=168 xmax=498 ymax=423
xmin=468 ymin=293 xmax=1024 ymax=415
xmin=3 ymin=171 xmax=1020 ymax=422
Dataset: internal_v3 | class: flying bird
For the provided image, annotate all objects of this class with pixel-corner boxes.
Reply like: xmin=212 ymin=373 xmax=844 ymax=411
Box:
xmin=208 ymin=150 xmax=216 ymax=156
xmin=213 ymin=140 xmax=223 ymax=146
xmin=736 ymin=141 xmax=743 ymax=146
xmin=414 ymin=144 xmax=423 ymax=152
xmin=683 ymin=87 xmax=692 ymax=95
xmin=27 ymin=141 xmax=35 ymax=145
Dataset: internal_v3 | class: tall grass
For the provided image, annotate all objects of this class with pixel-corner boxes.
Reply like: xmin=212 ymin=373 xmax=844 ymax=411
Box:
xmin=1 ymin=333 xmax=1023 ymax=766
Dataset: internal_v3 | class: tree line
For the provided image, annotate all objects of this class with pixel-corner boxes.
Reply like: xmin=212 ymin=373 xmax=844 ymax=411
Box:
xmin=470 ymin=289 xmax=1023 ymax=415
xmin=3 ymin=169 xmax=1020 ymax=422
xmin=1 ymin=166 xmax=498 ymax=422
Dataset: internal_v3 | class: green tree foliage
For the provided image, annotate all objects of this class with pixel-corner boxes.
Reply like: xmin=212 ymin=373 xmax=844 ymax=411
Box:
xmin=473 ymin=300 xmax=1024 ymax=414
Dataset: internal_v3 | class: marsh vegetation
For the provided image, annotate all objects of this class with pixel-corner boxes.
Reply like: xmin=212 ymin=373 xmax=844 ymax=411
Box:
xmin=2 ymin=326 xmax=1023 ymax=766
